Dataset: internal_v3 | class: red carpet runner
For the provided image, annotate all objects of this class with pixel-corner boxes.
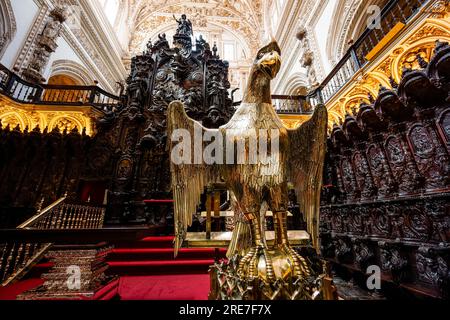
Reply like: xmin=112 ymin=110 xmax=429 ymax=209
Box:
xmin=0 ymin=236 xmax=226 ymax=300
xmin=107 ymin=236 xmax=226 ymax=300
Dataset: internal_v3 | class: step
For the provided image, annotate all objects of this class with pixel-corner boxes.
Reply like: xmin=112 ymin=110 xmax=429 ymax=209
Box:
xmin=106 ymin=259 xmax=215 ymax=276
xmin=117 ymin=275 xmax=210 ymax=300
xmin=107 ymin=248 xmax=227 ymax=261
xmin=114 ymin=236 xmax=175 ymax=249
xmin=26 ymin=262 xmax=54 ymax=279
xmin=0 ymin=278 xmax=45 ymax=300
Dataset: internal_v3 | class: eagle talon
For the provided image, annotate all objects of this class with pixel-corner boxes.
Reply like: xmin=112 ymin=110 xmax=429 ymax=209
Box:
xmin=237 ymin=245 xmax=276 ymax=282
xmin=280 ymin=244 xmax=311 ymax=277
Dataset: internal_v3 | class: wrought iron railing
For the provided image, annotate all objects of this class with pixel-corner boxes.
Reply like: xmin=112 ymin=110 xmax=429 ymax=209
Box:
xmin=0 ymin=195 xmax=106 ymax=286
xmin=272 ymin=95 xmax=314 ymax=114
xmin=0 ymin=65 xmax=315 ymax=116
xmin=317 ymin=0 xmax=429 ymax=103
xmin=235 ymin=1 xmax=429 ymax=111
xmin=1 ymin=0 xmax=429 ymax=117
xmin=0 ymin=64 xmax=121 ymax=111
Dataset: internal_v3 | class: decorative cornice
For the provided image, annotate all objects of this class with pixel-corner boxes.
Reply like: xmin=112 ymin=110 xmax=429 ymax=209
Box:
xmin=13 ymin=1 xmax=49 ymax=72
xmin=0 ymin=0 xmax=17 ymax=58
xmin=129 ymin=1 xmax=264 ymax=57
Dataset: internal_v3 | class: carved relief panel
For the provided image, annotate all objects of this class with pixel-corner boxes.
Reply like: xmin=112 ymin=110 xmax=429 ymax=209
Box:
xmin=407 ymin=124 xmax=446 ymax=189
xmin=437 ymin=110 xmax=450 ymax=152
xmin=352 ymin=151 xmax=376 ymax=199
xmin=340 ymin=157 xmax=359 ymax=200
xmin=384 ymin=135 xmax=422 ymax=194
xmin=366 ymin=144 xmax=395 ymax=198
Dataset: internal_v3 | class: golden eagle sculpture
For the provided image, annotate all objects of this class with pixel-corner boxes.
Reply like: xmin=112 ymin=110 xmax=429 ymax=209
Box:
xmin=167 ymin=40 xmax=330 ymax=298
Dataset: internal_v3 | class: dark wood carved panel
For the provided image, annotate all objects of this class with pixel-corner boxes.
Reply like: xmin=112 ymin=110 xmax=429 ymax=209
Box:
xmin=366 ymin=143 xmax=395 ymax=198
xmin=437 ymin=110 xmax=450 ymax=155
xmin=98 ymin=16 xmax=235 ymax=226
xmin=352 ymin=150 xmax=376 ymax=200
xmin=321 ymin=41 xmax=450 ymax=299
xmin=0 ymin=15 xmax=236 ymax=228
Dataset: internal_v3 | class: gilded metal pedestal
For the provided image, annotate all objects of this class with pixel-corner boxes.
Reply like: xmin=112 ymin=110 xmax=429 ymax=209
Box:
xmin=209 ymin=249 xmax=337 ymax=300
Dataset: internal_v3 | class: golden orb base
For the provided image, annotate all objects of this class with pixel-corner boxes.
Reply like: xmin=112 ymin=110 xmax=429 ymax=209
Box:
xmin=209 ymin=246 xmax=338 ymax=300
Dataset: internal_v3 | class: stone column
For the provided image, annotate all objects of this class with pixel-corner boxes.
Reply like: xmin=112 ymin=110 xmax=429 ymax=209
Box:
xmin=21 ymin=6 xmax=67 ymax=83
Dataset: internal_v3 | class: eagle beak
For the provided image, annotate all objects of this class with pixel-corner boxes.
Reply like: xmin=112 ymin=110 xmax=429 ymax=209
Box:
xmin=260 ymin=52 xmax=281 ymax=79
xmin=261 ymin=55 xmax=280 ymax=66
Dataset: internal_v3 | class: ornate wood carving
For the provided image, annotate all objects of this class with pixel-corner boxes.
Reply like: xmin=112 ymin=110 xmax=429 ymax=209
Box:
xmin=321 ymin=41 xmax=450 ymax=299
xmin=0 ymin=16 xmax=235 ymax=228
xmin=94 ymin=15 xmax=235 ymax=225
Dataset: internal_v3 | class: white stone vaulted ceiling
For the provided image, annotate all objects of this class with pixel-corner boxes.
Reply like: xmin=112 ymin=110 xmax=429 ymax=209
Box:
xmin=126 ymin=0 xmax=264 ymax=57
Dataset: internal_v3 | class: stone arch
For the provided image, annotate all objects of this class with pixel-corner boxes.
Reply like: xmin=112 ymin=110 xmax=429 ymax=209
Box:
xmin=48 ymin=74 xmax=82 ymax=86
xmin=49 ymin=115 xmax=84 ymax=133
xmin=391 ymin=20 xmax=450 ymax=83
xmin=328 ymin=110 xmax=344 ymax=130
xmin=0 ymin=0 xmax=17 ymax=58
xmin=369 ymin=71 xmax=391 ymax=89
xmin=327 ymin=0 xmax=388 ymax=64
xmin=48 ymin=60 xmax=94 ymax=85
xmin=343 ymin=95 xmax=371 ymax=115
xmin=0 ymin=111 xmax=31 ymax=131
xmin=283 ymin=72 xmax=309 ymax=96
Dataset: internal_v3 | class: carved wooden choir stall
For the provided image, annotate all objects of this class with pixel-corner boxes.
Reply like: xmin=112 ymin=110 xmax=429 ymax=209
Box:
xmin=320 ymin=40 xmax=450 ymax=299
xmin=0 ymin=16 xmax=235 ymax=229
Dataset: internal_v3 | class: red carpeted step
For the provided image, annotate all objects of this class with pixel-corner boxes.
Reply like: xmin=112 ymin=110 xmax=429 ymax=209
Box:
xmin=107 ymin=259 xmax=215 ymax=276
xmin=114 ymin=236 xmax=175 ymax=249
xmin=85 ymin=279 xmax=120 ymax=301
xmin=0 ymin=260 xmax=54 ymax=300
xmin=26 ymin=262 xmax=54 ymax=278
xmin=0 ymin=278 xmax=44 ymax=300
xmin=117 ymin=275 xmax=210 ymax=300
xmin=107 ymin=248 xmax=227 ymax=261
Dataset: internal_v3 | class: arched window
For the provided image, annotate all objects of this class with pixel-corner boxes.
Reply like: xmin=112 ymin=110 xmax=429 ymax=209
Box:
xmin=0 ymin=0 xmax=16 ymax=58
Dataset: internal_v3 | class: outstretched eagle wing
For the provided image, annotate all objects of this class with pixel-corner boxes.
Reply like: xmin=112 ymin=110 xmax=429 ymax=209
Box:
xmin=287 ymin=104 xmax=328 ymax=252
xmin=167 ymin=101 xmax=221 ymax=256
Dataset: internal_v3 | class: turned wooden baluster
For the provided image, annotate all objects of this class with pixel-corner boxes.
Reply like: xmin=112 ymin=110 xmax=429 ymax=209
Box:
xmin=75 ymin=205 xmax=82 ymax=229
xmin=0 ymin=243 xmax=10 ymax=280
xmin=1 ymin=243 xmax=17 ymax=281
xmin=55 ymin=204 xmax=65 ymax=229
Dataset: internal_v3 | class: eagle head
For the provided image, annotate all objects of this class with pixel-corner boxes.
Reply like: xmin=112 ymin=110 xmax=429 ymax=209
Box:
xmin=254 ymin=40 xmax=282 ymax=80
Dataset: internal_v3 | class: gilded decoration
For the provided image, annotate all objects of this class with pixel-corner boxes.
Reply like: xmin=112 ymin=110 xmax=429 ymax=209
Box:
xmin=0 ymin=95 xmax=98 ymax=136
xmin=168 ymin=39 xmax=333 ymax=300
xmin=129 ymin=0 xmax=263 ymax=57
xmin=326 ymin=14 xmax=450 ymax=128
xmin=278 ymin=114 xmax=312 ymax=129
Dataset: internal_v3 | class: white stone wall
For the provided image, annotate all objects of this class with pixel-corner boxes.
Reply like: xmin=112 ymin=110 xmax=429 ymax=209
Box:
xmin=1 ymin=0 xmax=384 ymax=95
xmin=1 ymin=0 xmax=38 ymax=69
xmin=1 ymin=0 xmax=127 ymax=91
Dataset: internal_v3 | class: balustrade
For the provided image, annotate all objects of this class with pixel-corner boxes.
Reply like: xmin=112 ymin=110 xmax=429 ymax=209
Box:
xmin=318 ymin=0 xmax=429 ymax=103
xmin=0 ymin=64 xmax=121 ymax=111
xmin=0 ymin=195 xmax=106 ymax=286
xmin=272 ymin=95 xmax=313 ymax=114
